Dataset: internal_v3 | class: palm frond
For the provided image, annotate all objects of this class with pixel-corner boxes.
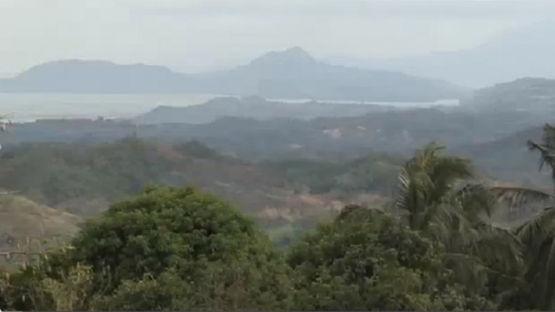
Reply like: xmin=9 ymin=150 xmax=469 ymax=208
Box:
xmin=489 ymin=186 xmax=553 ymax=215
xmin=393 ymin=167 xmax=432 ymax=220
xmin=528 ymin=140 xmax=555 ymax=174
xmin=489 ymin=186 xmax=553 ymax=201
xmin=475 ymin=223 xmax=525 ymax=270
xmin=514 ymin=207 xmax=555 ymax=252
xmin=420 ymin=202 xmax=462 ymax=241
xmin=455 ymin=183 xmax=497 ymax=221
xmin=528 ymin=123 xmax=555 ymax=181
xmin=409 ymin=142 xmax=474 ymax=182
xmin=395 ymin=142 xmax=479 ymax=230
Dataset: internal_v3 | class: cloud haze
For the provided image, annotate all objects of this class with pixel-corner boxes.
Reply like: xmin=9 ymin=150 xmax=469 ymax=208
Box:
xmin=0 ymin=0 xmax=553 ymax=75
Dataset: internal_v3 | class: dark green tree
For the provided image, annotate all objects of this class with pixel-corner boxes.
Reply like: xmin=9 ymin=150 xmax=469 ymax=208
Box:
xmin=50 ymin=186 xmax=293 ymax=310
xmin=287 ymin=206 xmax=489 ymax=311
xmin=490 ymin=123 xmax=555 ymax=310
xmin=394 ymin=142 xmax=525 ymax=306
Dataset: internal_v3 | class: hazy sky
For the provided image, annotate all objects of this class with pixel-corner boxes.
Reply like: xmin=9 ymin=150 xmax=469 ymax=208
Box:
xmin=0 ymin=0 xmax=554 ymax=75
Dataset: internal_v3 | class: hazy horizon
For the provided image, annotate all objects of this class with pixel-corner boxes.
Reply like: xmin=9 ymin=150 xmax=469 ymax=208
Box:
xmin=0 ymin=93 xmax=461 ymax=123
xmin=1 ymin=0 xmax=554 ymax=77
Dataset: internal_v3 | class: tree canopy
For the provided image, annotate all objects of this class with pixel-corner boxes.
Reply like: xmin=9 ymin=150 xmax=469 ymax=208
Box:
xmin=287 ymin=206 xmax=491 ymax=310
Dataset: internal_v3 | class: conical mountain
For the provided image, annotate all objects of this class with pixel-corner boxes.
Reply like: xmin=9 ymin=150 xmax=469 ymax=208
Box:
xmin=248 ymin=46 xmax=317 ymax=69
xmin=195 ymin=46 xmax=466 ymax=101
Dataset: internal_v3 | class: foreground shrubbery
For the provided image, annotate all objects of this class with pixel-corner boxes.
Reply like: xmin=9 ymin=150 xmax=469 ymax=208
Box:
xmin=3 ymin=124 xmax=555 ymax=311
xmin=1 ymin=186 xmax=479 ymax=311
xmin=1 ymin=186 xmax=293 ymax=311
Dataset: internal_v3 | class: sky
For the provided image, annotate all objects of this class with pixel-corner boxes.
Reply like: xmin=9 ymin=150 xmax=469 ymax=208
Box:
xmin=0 ymin=0 xmax=554 ymax=75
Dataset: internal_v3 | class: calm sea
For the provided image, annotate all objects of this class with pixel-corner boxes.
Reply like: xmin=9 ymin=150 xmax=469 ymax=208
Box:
xmin=0 ymin=93 xmax=459 ymax=122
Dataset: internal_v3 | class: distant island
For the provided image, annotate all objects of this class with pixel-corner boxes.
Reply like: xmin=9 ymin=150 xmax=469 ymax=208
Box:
xmin=135 ymin=96 xmax=399 ymax=124
xmin=0 ymin=47 xmax=468 ymax=102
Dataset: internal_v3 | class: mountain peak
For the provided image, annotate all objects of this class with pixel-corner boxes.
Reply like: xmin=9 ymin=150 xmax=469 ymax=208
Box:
xmin=249 ymin=46 xmax=316 ymax=68
xmin=282 ymin=46 xmax=313 ymax=59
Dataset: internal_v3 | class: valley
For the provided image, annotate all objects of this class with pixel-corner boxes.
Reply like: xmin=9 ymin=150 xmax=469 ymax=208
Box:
xmin=0 ymin=76 xmax=553 ymax=254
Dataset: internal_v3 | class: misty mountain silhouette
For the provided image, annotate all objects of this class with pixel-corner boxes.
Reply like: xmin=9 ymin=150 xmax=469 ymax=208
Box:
xmin=3 ymin=60 xmax=188 ymax=93
xmin=0 ymin=47 xmax=466 ymax=101
xmin=336 ymin=20 xmax=555 ymax=88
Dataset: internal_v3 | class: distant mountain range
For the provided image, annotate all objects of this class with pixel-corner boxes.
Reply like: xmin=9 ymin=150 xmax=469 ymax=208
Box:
xmin=328 ymin=20 xmax=555 ymax=88
xmin=4 ymin=20 xmax=555 ymax=99
xmin=0 ymin=47 xmax=467 ymax=102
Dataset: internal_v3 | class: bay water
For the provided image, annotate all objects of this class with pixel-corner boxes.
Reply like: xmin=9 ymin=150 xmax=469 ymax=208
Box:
xmin=0 ymin=93 xmax=459 ymax=123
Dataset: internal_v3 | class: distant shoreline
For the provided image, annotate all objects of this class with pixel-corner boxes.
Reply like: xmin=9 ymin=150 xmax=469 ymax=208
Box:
xmin=0 ymin=93 xmax=460 ymax=123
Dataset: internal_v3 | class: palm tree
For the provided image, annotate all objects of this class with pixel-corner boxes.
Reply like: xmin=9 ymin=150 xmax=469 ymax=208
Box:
xmin=489 ymin=123 xmax=555 ymax=310
xmin=393 ymin=142 xmax=525 ymax=305
xmin=394 ymin=142 xmax=511 ymax=236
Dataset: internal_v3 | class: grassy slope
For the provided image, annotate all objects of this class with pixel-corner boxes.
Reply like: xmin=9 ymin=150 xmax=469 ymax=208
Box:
xmin=0 ymin=194 xmax=81 ymax=239
xmin=0 ymin=194 xmax=81 ymax=270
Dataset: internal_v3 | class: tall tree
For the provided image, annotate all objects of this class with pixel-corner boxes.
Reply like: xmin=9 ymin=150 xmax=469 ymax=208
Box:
xmin=490 ymin=123 xmax=555 ymax=310
xmin=42 ymin=186 xmax=293 ymax=310
xmin=393 ymin=142 xmax=524 ymax=306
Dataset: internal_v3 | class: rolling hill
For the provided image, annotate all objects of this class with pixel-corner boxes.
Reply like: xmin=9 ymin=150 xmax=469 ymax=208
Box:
xmin=0 ymin=194 xmax=81 ymax=240
xmin=0 ymin=193 xmax=81 ymax=270
xmin=461 ymin=78 xmax=555 ymax=110
xmin=135 ymin=96 xmax=395 ymax=124
xmin=1 ymin=103 xmax=551 ymax=162
xmin=0 ymin=138 xmax=396 ymax=229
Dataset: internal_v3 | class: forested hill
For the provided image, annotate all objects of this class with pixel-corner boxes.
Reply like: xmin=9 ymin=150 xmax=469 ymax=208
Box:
xmin=0 ymin=105 xmax=550 ymax=190
xmin=135 ymin=96 xmax=395 ymax=124
xmin=0 ymin=105 xmax=549 ymax=167
xmin=462 ymin=77 xmax=555 ymax=110
xmin=0 ymin=138 xmax=398 ymax=227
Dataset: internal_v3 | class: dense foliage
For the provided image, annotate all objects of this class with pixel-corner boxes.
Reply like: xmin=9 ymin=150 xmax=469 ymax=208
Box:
xmin=3 ymin=123 xmax=555 ymax=310
xmin=0 ymin=138 xmax=177 ymax=209
xmin=262 ymin=153 xmax=402 ymax=196
xmin=1 ymin=186 xmax=294 ymax=311
xmin=287 ymin=207 xmax=483 ymax=310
